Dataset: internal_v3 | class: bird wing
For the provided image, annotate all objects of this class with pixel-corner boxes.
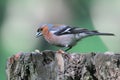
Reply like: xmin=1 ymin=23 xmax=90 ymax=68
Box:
xmin=53 ymin=25 xmax=95 ymax=35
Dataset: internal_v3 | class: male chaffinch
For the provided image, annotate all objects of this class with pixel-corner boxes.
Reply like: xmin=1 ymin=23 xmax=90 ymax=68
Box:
xmin=36 ymin=24 xmax=114 ymax=51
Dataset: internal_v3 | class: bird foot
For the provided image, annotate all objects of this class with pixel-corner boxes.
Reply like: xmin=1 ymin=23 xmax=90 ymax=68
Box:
xmin=56 ymin=49 xmax=72 ymax=60
xmin=56 ymin=49 xmax=65 ymax=54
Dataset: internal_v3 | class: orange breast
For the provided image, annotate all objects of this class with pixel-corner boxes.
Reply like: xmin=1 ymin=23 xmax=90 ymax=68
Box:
xmin=42 ymin=26 xmax=54 ymax=43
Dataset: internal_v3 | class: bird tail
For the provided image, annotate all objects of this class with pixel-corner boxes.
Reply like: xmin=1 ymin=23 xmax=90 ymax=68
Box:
xmin=76 ymin=30 xmax=114 ymax=40
xmin=89 ymin=30 xmax=115 ymax=36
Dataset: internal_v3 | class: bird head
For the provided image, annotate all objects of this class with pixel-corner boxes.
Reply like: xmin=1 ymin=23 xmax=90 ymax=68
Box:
xmin=36 ymin=24 xmax=53 ymax=38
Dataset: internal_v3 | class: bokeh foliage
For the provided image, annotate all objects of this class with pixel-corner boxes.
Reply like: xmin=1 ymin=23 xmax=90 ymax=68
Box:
xmin=0 ymin=0 xmax=118 ymax=79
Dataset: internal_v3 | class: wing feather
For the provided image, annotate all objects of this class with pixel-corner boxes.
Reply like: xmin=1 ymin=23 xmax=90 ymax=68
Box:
xmin=54 ymin=25 xmax=93 ymax=35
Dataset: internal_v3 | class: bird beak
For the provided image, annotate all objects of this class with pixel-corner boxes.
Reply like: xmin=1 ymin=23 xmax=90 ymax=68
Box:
xmin=36 ymin=32 xmax=42 ymax=38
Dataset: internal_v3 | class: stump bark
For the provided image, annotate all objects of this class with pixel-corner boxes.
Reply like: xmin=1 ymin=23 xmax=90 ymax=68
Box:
xmin=6 ymin=50 xmax=120 ymax=80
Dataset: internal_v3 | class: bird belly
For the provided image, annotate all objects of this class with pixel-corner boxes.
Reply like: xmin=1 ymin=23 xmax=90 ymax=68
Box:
xmin=45 ymin=34 xmax=76 ymax=47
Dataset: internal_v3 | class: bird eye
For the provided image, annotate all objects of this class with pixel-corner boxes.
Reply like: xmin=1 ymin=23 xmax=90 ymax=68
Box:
xmin=37 ymin=28 xmax=43 ymax=32
xmin=40 ymin=28 xmax=43 ymax=31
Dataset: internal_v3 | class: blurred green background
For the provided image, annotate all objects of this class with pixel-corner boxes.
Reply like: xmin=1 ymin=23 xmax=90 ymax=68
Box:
xmin=0 ymin=0 xmax=120 ymax=79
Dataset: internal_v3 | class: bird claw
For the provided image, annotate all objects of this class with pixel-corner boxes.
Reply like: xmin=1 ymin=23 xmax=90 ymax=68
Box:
xmin=56 ymin=49 xmax=72 ymax=60
xmin=56 ymin=49 xmax=65 ymax=54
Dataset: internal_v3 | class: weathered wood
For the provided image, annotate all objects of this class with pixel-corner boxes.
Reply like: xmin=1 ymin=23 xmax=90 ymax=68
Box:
xmin=6 ymin=50 xmax=120 ymax=80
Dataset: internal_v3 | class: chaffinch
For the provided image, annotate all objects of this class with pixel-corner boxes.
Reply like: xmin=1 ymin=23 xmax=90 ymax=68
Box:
xmin=36 ymin=24 xmax=114 ymax=51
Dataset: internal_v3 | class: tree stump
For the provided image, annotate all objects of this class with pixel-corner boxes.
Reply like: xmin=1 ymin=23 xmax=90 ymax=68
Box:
xmin=6 ymin=50 xmax=120 ymax=80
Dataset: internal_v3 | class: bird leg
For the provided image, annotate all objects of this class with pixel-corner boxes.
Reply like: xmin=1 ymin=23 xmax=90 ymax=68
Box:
xmin=65 ymin=46 xmax=72 ymax=52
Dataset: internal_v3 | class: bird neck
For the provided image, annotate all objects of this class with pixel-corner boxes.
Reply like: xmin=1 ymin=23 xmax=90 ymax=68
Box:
xmin=42 ymin=27 xmax=52 ymax=39
xmin=42 ymin=26 xmax=49 ymax=35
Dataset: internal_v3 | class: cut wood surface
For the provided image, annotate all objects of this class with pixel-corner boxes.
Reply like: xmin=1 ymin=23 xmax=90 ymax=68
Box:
xmin=6 ymin=50 xmax=120 ymax=80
